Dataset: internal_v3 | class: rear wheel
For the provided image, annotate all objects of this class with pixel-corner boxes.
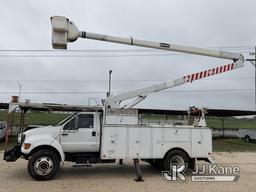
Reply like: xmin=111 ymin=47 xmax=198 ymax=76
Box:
xmin=27 ymin=149 xmax=60 ymax=181
xmin=163 ymin=150 xmax=189 ymax=172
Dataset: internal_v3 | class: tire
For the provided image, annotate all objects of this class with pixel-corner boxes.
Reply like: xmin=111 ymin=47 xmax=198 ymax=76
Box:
xmin=245 ymin=136 xmax=251 ymax=143
xmin=163 ymin=150 xmax=189 ymax=173
xmin=27 ymin=149 xmax=60 ymax=181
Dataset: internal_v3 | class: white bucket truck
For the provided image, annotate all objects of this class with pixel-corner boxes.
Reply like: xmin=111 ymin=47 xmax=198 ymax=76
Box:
xmin=4 ymin=16 xmax=247 ymax=181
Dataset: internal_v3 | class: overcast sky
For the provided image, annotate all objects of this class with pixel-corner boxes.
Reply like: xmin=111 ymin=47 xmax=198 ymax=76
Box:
xmin=0 ymin=0 xmax=255 ymax=111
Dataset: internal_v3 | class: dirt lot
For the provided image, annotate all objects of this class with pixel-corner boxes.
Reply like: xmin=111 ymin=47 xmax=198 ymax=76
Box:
xmin=0 ymin=152 xmax=255 ymax=192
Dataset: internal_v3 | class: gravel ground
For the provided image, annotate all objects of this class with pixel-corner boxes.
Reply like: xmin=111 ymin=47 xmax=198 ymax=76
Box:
xmin=0 ymin=152 xmax=255 ymax=192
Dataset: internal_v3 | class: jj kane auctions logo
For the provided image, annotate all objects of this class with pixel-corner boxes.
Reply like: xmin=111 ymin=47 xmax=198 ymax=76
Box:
xmin=162 ymin=163 xmax=240 ymax=182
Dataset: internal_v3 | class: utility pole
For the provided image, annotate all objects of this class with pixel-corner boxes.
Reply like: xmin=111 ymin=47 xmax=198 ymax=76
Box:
xmin=107 ymin=70 xmax=112 ymax=97
xmin=246 ymin=47 xmax=256 ymax=110
xmin=254 ymin=47 xmax=256 ymax=111
xmin=17 ymin=81 xmax=22 ymax=102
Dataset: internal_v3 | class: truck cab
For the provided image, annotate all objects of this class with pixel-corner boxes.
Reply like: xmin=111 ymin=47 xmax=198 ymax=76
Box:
xmin=4 ymin=111 xmax=105 ymax=180
xmin=19 ymin=111 xmax=102 ymax=158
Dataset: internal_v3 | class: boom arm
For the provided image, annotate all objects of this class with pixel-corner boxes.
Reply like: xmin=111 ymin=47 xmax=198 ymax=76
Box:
xmin=51 ymin=16 xmax=245 ymax=108
xmin=51 ymin=16 xmax=243 ymax=61
xmin=105 ymin=61 xmax=243 ymax=108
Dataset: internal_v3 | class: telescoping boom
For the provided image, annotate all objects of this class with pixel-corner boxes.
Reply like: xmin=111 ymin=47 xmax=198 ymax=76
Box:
xmin=51 ymin=16 xmax=245 ymax=108
xmin=105 ymin=62 xmax=242 ymax=108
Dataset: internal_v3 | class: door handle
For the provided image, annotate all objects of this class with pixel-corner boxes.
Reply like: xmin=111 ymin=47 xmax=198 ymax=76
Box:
xmin=92 ymin=131 xmax=96 ymax=137
xmin=62 ymin=133 xmax=68 ymax=136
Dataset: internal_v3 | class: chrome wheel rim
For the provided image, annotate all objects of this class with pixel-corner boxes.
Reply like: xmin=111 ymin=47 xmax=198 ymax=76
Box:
xmin=34 ymin=156 xmax=54 ymax=176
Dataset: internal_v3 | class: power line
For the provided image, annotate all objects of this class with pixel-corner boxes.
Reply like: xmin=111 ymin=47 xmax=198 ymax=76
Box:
xmin=0 ymin=46 xmax=254 ymax=52
xmin=0 ymin=89 xmax=254 ymax=95
xmin=0 ymin=47 xmax=252 ymax=58
xmin=0 ymin=51 xmax=250 ymax=58
xmin=0 ymin=77 xmax=254 ymax=83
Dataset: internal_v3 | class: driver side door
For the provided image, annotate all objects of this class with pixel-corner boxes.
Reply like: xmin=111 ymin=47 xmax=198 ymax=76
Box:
xmin=61 ymin=113 xmax=99 ymax=153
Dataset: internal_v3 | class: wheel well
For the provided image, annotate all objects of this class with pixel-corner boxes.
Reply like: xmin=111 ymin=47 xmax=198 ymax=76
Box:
xmin=164 ymin=147 xmax=190 ymax=160
xmin=28 ymin=145 xmax=62 ymax=161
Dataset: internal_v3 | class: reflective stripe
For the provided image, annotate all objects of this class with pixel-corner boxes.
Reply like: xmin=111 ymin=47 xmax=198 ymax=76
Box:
xmin=183 ymin=63 xmax=236 ymax=83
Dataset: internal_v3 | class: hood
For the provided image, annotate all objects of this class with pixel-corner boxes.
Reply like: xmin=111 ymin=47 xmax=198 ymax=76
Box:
xmin=24 ymin=125 xmax=61 ymax=139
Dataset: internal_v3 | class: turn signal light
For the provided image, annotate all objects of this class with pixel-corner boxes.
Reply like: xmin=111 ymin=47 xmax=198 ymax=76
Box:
xmin=24 ymin=143 xmax=31 ymax=150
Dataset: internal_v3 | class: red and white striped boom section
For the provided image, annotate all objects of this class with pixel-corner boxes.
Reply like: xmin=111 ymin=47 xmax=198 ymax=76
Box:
xmin=183 ymin=62 xmax=238 ymax=83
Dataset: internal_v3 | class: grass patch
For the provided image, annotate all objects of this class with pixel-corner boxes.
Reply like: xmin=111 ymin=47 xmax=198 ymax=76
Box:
xmin=0 ymin=136 xmax=17 ymax=151
xmin=213 ymin=138 xmax=256 ymax=152
xmin=0 ymin=111 xmax=255 ymax=128
xmin=207 ymin=117 xmax=256 ymax=129
xmin=0 ymin=142 xmax=5 ymax=151
xmin=0 ymin=111 xmax=69 ymax=126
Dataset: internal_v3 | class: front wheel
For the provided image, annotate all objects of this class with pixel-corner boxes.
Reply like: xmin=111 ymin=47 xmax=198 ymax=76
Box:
xmin=27 ymin=149 xmax=60 ymax=181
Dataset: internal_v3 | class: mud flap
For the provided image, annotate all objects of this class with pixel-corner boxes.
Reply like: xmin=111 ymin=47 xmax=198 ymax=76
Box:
xmin=3 ymin=145 xmax=21 ymax=162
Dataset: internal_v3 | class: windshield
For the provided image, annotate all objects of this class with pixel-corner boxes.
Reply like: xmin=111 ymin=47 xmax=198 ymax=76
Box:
xmin=57 ymin=114 xmax=76 ymax=126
